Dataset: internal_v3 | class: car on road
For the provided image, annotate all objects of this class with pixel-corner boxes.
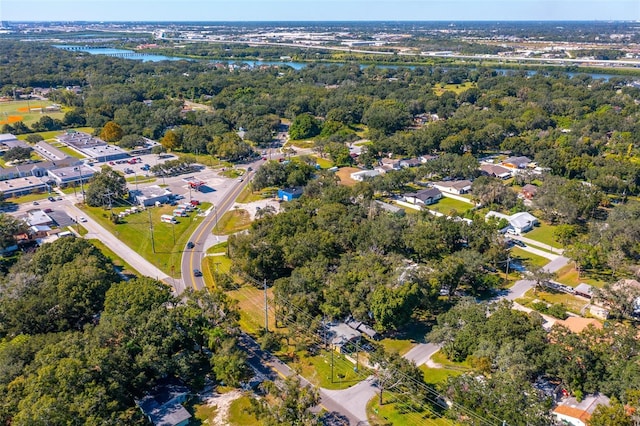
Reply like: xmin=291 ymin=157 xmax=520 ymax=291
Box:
xmin=48 ymin=196 xmax=55 ymax=202
xmin=32 ymin=201 xmax=39 ymax=205
xmin=262 ymin=157 xmax=267 ymax=160
xmin=187 ymin=241 xmax=195 ymax=249
xmin=193 ymin=269 xmax=202 ymax=277
xmin=108 ymin=161 xmax=115 ymax=165
xmin=79 ymin=217 xmax=87 ymax=222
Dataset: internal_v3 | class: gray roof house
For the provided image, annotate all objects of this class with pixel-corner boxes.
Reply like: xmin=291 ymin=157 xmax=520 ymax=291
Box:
xmin=403 ymin=187 xmax=443 ymax=206
xmin=432 ymin=180 xmax=473 ymax=195
xmin=136 ymin=382 xmax=192 ymax=426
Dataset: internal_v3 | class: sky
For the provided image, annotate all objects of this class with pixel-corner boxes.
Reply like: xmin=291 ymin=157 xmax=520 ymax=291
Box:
xmin=2 ymin=0 xmax=639 ymax=22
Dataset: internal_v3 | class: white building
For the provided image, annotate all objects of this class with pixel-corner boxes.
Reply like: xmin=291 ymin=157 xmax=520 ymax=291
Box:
xmin=486 ymin=211 xmax=539 ymax=234
xmin=350 ymin=170 xmax=381 ymax=182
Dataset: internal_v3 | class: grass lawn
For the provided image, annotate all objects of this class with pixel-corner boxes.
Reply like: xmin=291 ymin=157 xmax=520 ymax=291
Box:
xmin=509 ymin=246 xmax=550 ymax=269
xmin=228 ymin=395 xmax=262 ymax=426
xmin=192 ymin=401 xmax=218 ymax=425
xmin=206 ymin=241 xmax=228 ymax=254
xmin=72 ymin=224 xmax=88 ymax=236
xmin=367 ymin=393 xmax=451 ymax=426
xmin=125 ymin=176 xmax=156 ymax=184
xmin=220 ymin=168 xmax=243 ymax=179
xmin=429 ymin=197 xmax=473 ymax=216
xmin=56 ymin=145 xmax=86 ymax=159
xmin=379 ymin=321 xmax=431 ymax=356
xmin=433 ymin=82 xmax=477 ymax=96
xmin=525 ymin=222 xmax=562 ymax=249
xmin=4 ymin=191 xmax=50 ymax=203
xmin=288 ymin=140 xmax=315 ymax=149
xmin=236 ymin=185 xmax=273 ymax=203
xmin=430 ymin=352 xmax=472 ymax=371
xmin=214 ymin=209 xmax=251 ymax=235
xmin=202 ymin=254 xmax=233 ymax=288
xmin=289 ymin=349 xmax=368 ymax=390
xmin=0 ymin=100 xmax=66 ymax=126
xmin=87 ymin=238 xmax=138 ymax=278
xmin=82 ymin=202 xmax=211 ymax=277
xmin=420 ymin=365 xmax=463 ymax=388
xmin=227 ymin=285 xmax=277 ymax=336
xmin=314 ymin=156 xmax=334 ymax=169
xmin=554 ymin=264 xmax=607 ymax=289
xmin=517 ymin=288 xmax=589 ymax=316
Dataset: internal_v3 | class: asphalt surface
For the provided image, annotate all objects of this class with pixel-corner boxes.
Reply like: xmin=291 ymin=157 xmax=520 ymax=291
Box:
xmin=180 ymin=167 xmax=257 ymax=292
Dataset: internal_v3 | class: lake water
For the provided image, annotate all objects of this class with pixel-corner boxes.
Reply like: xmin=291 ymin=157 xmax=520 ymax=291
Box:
xmin=55 ymin=45 xmax=626 ymax=80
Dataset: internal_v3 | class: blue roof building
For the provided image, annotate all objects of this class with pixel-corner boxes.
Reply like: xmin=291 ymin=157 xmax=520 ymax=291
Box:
xmin=277 ymin=186 xmax=303 ymax=202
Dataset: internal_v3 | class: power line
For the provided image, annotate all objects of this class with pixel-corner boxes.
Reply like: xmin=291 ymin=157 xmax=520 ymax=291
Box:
xmin=231 ymin=271 xmax=504 ymax=426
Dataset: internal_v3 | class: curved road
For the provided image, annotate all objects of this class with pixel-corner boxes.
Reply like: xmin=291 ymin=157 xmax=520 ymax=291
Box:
xmin=180 ymin=167 xmax=257 ymax=292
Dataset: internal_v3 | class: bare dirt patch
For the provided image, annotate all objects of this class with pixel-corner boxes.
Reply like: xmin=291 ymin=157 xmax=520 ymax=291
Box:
xmin=202 ymin=389 xmax=244 ymax=426
xmin=336 ymin=167 xmax=361 ymax=186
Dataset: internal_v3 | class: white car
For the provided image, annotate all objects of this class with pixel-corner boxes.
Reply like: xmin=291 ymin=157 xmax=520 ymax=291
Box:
xmin=79 ymin=217 xmax=87 ymax=223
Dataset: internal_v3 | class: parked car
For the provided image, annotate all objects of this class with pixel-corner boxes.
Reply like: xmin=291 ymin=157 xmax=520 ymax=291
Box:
xmin=48 ymin=196 xmax=55 ymax=202
xmin=512 ymin=239 xmax=526 ymax=247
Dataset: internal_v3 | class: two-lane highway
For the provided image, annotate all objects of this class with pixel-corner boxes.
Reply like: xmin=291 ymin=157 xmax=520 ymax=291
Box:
xmin=181 ymin=168 xmax=257 ymax=291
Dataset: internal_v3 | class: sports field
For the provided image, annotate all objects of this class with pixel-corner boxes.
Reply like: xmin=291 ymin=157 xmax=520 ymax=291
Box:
xmin=0 ymin=100 xmax=66 ymax=126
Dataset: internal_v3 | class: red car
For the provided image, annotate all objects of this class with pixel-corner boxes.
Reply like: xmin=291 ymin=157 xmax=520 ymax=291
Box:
xmin=190 ymin=200 xmax=200 ymax=206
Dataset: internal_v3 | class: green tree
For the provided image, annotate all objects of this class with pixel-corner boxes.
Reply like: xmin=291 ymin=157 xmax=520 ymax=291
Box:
xmin=84 ymin=168 xmax=128 ymax=208
xmin=588 ymin=399 xmax=633 ymax=426
xmin=0 ymin=213 xmax=28 ymax=251
xmin=289 ymin=113 xmax=321 ymax=140
xmin=3 ymin=147 xmax=32 ymax=163
xmin=363 ymin=99 xmax=411 ymax=135
xmin=251 ymin=376 xmax=321 ymax=426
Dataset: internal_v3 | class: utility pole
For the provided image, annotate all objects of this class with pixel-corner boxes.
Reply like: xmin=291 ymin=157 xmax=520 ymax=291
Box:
xmin=355 ymin=337 xmax=360 ymax=372
xmin=504 ymin=256 xmax=511 ymax=285
xmin=264 ymin=278 xmax=268 ymax=333
xmin=148 ymin=208 xmax=155 ymax=253
xmin=331 ymin=346 xmax=334 ymax=383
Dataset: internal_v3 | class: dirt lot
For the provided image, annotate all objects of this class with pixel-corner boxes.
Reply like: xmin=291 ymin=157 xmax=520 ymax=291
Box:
xmin=336 ymin=167 xmax=361 ymax=186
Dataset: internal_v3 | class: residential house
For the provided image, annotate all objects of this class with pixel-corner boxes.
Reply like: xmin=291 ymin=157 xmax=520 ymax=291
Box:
xmin=486 ymin=211 xmax=539 ymax=234
xmin=501 ymin=156 xmax=532 ymax=169
xmin=350 ymin=170 xmax=381 ymax=181
xmin=277 ymin=187 xmax=303 ymax=202
xmin=328 ymin=322 xmax=361 ymax=354
xmin=552 ymin=393 xmax=610 ymax=426
xmin=373 ymin=200 xmax=404 ymax=215
xmin=136 ymin=381 xmax=192 ymax=426
xmin=403 ymin=187 xmax=443 ymax=206
xmin=432 ymin=180 xmax=472 ymax=195
xmin=399 ymin=158 xmax=422 ymax=168
xmin=521 ymin=184 xmax=538 ymax=199
xmin=574 ymin=283 xmax=594 ymax=299
xmin=479 ymin=164 xmax=512 ymax=179
xmin=346 ymin=317 xmax=379 ymax=340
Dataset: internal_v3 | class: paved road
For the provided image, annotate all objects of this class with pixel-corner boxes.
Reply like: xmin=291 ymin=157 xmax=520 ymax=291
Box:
xmin=180 ymin=166 xmax=258 ymax=291
xmin=237 ymin=333 xmax=366 ymax=425
xmin=403 ymin=342 xmax=441 ymax=367
xmin=62 ymin=202 xmax=178 ymax=285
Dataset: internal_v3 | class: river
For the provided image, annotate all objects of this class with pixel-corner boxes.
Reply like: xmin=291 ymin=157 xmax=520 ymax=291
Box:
xmin=54 ymin=45 xmax=630 ymax=80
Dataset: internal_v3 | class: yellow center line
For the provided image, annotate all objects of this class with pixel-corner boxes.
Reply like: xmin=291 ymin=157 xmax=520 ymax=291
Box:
xmin=188 ymin=174 xmax=252 ymax=290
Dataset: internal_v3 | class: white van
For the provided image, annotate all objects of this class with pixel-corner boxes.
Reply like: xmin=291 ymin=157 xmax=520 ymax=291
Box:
xmin=173 ymin=208 xmax=187 ymax=217
xmin=161 ymin=214 xmax=177 ymax=224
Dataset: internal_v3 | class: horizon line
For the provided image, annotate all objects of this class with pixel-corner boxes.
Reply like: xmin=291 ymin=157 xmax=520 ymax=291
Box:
xmin=5 ymin=19 xmax=640 ymax=23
